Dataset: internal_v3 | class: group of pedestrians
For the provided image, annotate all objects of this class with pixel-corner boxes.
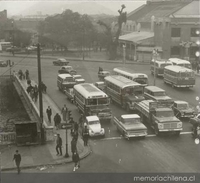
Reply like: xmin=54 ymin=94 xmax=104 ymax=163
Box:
xmin=18 ymin=69 xmax=30 ymax=80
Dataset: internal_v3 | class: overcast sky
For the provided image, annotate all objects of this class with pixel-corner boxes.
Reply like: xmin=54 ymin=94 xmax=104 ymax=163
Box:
xmin=0 ymin=0 xmax=146 ymax=16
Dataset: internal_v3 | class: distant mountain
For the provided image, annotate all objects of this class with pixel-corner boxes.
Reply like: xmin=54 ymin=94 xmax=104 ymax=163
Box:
xmin=20 ymin=2 xmax=116 ymax=16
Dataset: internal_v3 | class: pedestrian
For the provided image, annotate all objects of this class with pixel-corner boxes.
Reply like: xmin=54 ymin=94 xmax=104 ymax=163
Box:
xmin=25 ymin=69 xmax=29 ymax=80
xmin=54 ymin=113 xmax=61 ymax=130
xmin=33 ymin=85 xmax=38 ymax=102
xmin=73 ymin=130 xmax=79 ymax=141
xmin=74 ymin=121 xmax=79 ymax=132
xmin=82 ymin=126 xmax=89 ymax=146
xmin=69 ymin=117 xmax=75 ymax=136
xmin=56 ymin=134 xmax=62 ymax=156
xmin=30 ymin=88 xmax=35 ymax=101
xmin=18 ymin=70 xmax=23 ymax=80
xmin=13 ymin=150 xmax=21 ymax=174
xmin=197 ymin=63 xmax=200 ymax=74
xmin=71 ymin=138 xmax=77 ymax=156
xmin=61 ymin=104 xmax=68 ymax=122
xmin=72 ymin=151 xmax=80 ymax=171
xmin=46 ymin=106 xmax=52 ymax=123
xmin=79 ymin=114 xmax=84 ymax=126
xmin=43 ymin=83 xmax=47 ymax=93
xmin=26 ymin=84 xmax=33 ymax=94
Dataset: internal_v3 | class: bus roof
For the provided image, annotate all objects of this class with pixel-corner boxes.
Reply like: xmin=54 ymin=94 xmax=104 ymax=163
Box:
xmin=113 ymin=67 xmax=148 ymax=78
xmin=145 ymin=86 xmax=165 ymax=92
xmin=74 ymin=83 xmax=108 ymax=99
xmin=164 ymin=65 xmax=193 ymax=73
xmin=58 ymin=74 xmax=72 ymax=79
xmin=105 ymin=75 xmax=142 ymax=89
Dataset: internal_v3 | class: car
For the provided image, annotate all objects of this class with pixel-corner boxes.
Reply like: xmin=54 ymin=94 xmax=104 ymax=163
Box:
xmin=6 ymin=46 xmax=21 ymax=52
xmin=85 ymin=116 xmax=105 ymax=137
xmin=58 ymin=66 xmax=77 ymax=75
xmin=94 ymin=81 xmax=105 ymax=91
xmin=0 ymin=60 xmax=8 ymax=67
xmin=172 ymin=100 xmax=195 ymax=119
xmin=72 ymin=75 xmax=85 ymax=84
xmin=25 ymin=46 xmax=37 ymax=52
xmin=53 ymin=58 xmax=69 ymax=66
xmin=98 ymin=71 xmax=110 ymax=81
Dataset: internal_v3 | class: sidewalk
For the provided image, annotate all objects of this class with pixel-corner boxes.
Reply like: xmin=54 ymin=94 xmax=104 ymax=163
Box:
xmin=0 ymin=78 xmax=90 ymax=171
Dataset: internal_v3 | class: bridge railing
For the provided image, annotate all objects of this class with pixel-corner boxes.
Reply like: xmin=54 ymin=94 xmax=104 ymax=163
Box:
xmin=0 ymin=132 xmax=16 ymax=145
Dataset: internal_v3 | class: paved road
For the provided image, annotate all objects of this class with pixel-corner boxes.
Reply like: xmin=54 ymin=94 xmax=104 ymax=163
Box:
xmin=1 ymin=56 xmax=200 ymax=173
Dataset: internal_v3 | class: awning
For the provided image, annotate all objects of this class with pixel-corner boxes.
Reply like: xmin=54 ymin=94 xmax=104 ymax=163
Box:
xmin=119 ymin=31 xmax=154 ymax=44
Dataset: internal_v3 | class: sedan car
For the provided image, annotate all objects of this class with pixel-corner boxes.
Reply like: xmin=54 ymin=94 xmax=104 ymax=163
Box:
xmin=25 ymin=46 xmax=37 ymax=52
xmin=86 ymin=116 xmax=105 ymax=137
xmin=53 ymin=58 xmax=69 ymax=66
xmin=172 ymin=100 xmax=195 ymax=118
xmin=58 ymin=66 xmax=77 ymax=75
xmin=73 ymin=75 xmax=85 ymax=84
xmin=0 ymin=60 xmax=8 ymax=67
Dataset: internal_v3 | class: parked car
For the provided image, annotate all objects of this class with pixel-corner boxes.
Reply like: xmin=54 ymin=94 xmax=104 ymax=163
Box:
xmin=53 ymin=58 xmax=69 ymax=66
xmin=6 ymin=46 xmax=21 ymax=52
xmin=172 ymin=100 xmax=195 ymax=119
xmin=58 ymin=66 xmax=77 ymax=75
xmin=0 ymin=60 xmax=8 ymax=67
xmin=25 ymin=46 xmax=37 ymax=52
xmin=73 ymin=75 xmax=85 ymax=84
xmin=94 ymin=81 xmax=105 ymax=91
xmin=85 ymin=116 xmax=105 ymax=137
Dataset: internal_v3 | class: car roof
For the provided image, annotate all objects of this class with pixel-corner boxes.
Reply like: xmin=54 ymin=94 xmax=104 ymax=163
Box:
xmin=174 ymin=100 xmax=188 ymax=105
xmin=86 ymin=116 xmax=99 ymax=121
xmin=73 ymin=75 xmax=82 ymax=77
xmin=58 ymin=74 xmax=72 ymax=78
xmin=121 ymin=114 xmax=140 ymax=119
xmin=58 ymin=58 xmax=67 ymax=61
xmin=145 ymin=86 xmax=165 ymax=92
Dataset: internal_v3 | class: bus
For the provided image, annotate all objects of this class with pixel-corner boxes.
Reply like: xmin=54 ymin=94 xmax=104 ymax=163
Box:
xmin=104 ymin=75 xmax=145 ymax=112
xmin=57 ymin=74 xmax=76 ymax=92
xmin=0 ymin=42 xmax=12 ymax=51
xmin=164 ymin=65 xmax=195 ymax=88
xmin=73 ymin=83 xmax=112 ymax=121
xmin=150 ymin=58 xmax=173 ymax=77
xmin=113 ymin=67 xmax=148 ymax=86
xmin=169 ymin=58 xmax=192 ymax=69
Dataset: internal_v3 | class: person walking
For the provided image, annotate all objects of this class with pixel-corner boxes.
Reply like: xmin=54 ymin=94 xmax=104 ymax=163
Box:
xmin=33 ymin=85 xmax=38 ymax=102
xmin=25 ymin=69 xmax=29 ymax=80
xmin=72 ymin=151 xmax=80 ymax=171
xmin=69 ymin=117 xmax=75 ymax=136
xmin=71 ymin=138 xmax=77 ymax=156
xmin=61 ymin=104 xmax=68 ymax=122
xmin=46 ymin=106 xmax=52 ymax=123
xmin=79 ymin=114 xmax=84 ymax=128
xmin=54 ymin=113 xmax=61 ymax=130
xmin=13 ymin=150 xmax=21 ymax=174
xmin=82 ymin=126 xmax=89 ymax=146
xmin=56 ymin=134 xmax=62 ymax=156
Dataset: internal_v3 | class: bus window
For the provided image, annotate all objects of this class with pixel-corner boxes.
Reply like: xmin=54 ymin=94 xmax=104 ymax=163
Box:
xmin=87 ymin=99 xmax=97 ymax=105
xmin=98 ymin=98 xmax=108 ymax=105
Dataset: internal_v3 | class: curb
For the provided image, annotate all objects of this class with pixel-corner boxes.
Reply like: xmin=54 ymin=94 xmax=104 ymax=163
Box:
xmin=1 ymin=144 xmax=91 ymax=172
xmin=0 ymin=53 xmax=150 ymax=65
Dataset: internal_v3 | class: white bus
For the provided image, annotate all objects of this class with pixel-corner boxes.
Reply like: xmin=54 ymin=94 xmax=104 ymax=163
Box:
xmin=164 ymin=65 xmax=195 ymax=88
xmin=113 ymin=67 xmax=148 ymax=86
xmin=150 ymin=59 xmax=173 ymax=77
xmin=74 ymin=83 xmax=112 ymax=121
xmin=169 ymin=58 xmax=192 ymax=69
xmin=104 ymin=75 xmax=145 ymax=112
xmin=57 ymin=74 xmax=76 ymax=92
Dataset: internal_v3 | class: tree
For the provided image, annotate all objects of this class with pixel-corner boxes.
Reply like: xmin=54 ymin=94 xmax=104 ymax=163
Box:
xmin=98 ymin=4 xmax=127 ymax=60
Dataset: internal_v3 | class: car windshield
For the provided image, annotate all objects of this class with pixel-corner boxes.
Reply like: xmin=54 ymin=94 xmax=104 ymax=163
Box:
xmin=88 ymin=120 xmax=99 ymax=125
xmin=177 ymin=103 xmax=188 ymax=110
xmin=156 ymin=110 xmax=174 ymax=117
xmin=123 ymin=118 xmax=140 ymax=124
xmin=153 ymin=91 xmax=166 ymax=96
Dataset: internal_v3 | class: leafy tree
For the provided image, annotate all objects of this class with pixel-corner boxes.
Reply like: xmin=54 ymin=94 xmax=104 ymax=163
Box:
xmin=98 ymin=4 xmax=127 ymax=59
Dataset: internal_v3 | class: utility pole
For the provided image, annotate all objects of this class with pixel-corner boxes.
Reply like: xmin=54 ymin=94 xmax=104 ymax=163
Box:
xmin=153 ymin=49 xmax=158 ymax=86
xmin=123 ymin=44 xmax=126 ymax=66
xmin=37 ymin=43 xmax=44 ymax=144
xmin=11 ymin=21 xmax=15 ymax=56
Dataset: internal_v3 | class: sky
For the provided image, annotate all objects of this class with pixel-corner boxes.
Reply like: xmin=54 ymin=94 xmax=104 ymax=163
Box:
xmin=0 ymin=0 xmax=146 ymax=16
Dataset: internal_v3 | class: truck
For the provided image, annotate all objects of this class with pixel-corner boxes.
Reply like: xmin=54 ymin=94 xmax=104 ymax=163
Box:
xmin=135 ymin=100 xmax=182 ymax=136
xmin=113 ymin=114 xmax=147 ymax=139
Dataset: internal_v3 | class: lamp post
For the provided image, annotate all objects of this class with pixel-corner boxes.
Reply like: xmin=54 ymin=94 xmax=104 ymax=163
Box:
xmin=123 ymin=44 xmax=126 ymax=66
xmin=153 ymin=49 xmax=158 ymax=86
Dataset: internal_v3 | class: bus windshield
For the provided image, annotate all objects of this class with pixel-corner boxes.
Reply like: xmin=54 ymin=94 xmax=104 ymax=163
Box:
xmin=177 ymin=103 xmax=188 ymax=110
xmin=124 ymin=86 xmax=143 ymax=96
xmin=87 ymin=98 xmax=108 ymax=105
xmin=134 ymin=78 xmax=148 ymax=85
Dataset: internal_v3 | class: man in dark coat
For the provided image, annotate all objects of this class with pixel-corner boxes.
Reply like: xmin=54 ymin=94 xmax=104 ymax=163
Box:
xmin=82 ymin=126 xmax=89 ymax=146
xmin=71 ymin=138 xmax=77 ymax=156
xmin=72 ymin=151 xmax=80 ymax=171
xmin=46 ymin=106 xmax=52 ymax=123
xmin=25 ymin=69 xmax=29 ymax=80
xmin=56 ymin=134 xmax=62 ymax=156
xmin=54 ymin=113 xmax=61 ymax=130
xmin=13 ymin=150 xmax=21 ymax=174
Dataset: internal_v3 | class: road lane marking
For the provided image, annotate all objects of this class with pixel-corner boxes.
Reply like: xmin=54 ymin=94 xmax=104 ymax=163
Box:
xmin=100 ymin=132 xmax=192 ymax=141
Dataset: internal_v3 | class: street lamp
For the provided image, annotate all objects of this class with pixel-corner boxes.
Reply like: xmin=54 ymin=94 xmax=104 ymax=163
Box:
xmin=123 ymin=44 xmax=126 ymax=66
xmin=152 ymin=49 xmax=159 ymax=86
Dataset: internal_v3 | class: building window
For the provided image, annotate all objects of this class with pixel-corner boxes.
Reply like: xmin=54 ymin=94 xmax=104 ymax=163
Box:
xmin=171 ymin=46 xmax=180 ymax=56
xmin=191 ymin=28 xmax=200 ymax=37
xmin=171 ymin=28 xmax=181 ymax=37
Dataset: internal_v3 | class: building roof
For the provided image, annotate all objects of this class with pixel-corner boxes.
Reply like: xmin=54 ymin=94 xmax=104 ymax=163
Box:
xmin=127 ymin=0 xmax=191 ymax=22
xmin=171 ymin=1 xmax=200 ymax=18
xmin=119 ymin=31 xmax=154 ymax=44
